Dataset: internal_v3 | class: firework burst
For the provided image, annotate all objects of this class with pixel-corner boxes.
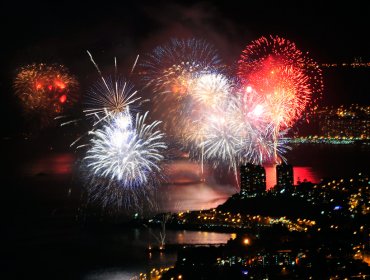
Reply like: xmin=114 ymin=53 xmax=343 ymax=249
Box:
xmin=238 ymin=128 xmax=289 ymax=165
xmin=141 ymin=38 xmax=221 ymax=95
xmin=140 ymin=38 xmax=223 ymax=137
xmin=83 ymin=110 xmax=167 ymax=209
xmin=238 ymin=35 xmax=323 ymax=129
xmin=201 ymin=111 xmax=241 ymax=169
xmin=84 ymin=51 xmax=142 ymax=124
xmin=57 ymin=52 xmax=144 ymax=149
xmin=14 ymin=63 xmax=78 ymax=125
xmin=191 ymin=73 xmax=232 ymax=108
xmin=189 ymin=91 xmax=289 ymax=174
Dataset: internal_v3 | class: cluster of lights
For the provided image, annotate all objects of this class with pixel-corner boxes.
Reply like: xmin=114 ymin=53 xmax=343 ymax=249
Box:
xmin=138 ymin=266 xmax=174 ymax=280
xmin=353 ymin=244 xmax=370 ymax=267
xmin=216 ymin=250 xmax=298 ymax=269
xmin=315 ymin=104 xmax=370 ymax=116
xmin=172 ymin=209 xmax=316 ymax=232
xmin=287 ymin=136 xmax=358 ymax=145
xmin=311 ymin=104 xmax=370 ymax=140
xmin=293 ymin=173 xmax=370 ymax=217
xmin=320 ymin=58 xmax=370 ymax=68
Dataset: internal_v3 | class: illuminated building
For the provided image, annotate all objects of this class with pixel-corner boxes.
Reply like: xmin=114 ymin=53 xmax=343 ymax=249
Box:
xmin=240 ymin=163 xmax=266 ymax=196
xmin=276 ymin=164 xmax=294 ymax=191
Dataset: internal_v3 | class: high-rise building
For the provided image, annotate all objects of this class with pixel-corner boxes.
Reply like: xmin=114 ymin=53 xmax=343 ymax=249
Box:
xmin=276 ymin=164 xmax=294 ymax=189
xmin=240 ymin=163 xmax=266 ymax=196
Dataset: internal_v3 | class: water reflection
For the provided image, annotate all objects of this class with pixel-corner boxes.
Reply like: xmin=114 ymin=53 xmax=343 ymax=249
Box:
xmin=159 ymin=229 xmax=233 ymax=244
xmin=19 ymin=145 xmax=368 ymax=210
xmin=22 ymin=152 xmax=75 ymax=176
xmin=19 ymin=153 xmax=323 ymax=195
xmin=83 ymin=229 xmax=234 ymax=280
xmin=158 ymin=160 xmax=236 ymax=212
xmin=84 ymin=269 xmax=137 ymax=280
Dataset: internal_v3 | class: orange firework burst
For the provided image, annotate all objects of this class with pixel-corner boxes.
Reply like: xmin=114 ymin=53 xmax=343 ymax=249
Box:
xmin=14 ymin=63 xmax=79 ymax=125
xmin=141 ymin=38 xmax=221 ymax=96
xmin=139 ymin=38 xmax=223 ymax=138
xmin=238 ymin=35 xmax=323 ymax=129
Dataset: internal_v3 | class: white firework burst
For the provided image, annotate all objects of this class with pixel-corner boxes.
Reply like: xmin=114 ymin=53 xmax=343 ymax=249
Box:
xmin=83 ymin=109 xmax=167 ymax=209
xmin=190 ymin=73 xmax=232 ymax=107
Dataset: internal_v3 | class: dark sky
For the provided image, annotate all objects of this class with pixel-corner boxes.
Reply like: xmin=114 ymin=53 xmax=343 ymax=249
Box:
xmin=1 ymin=0 xmax=369 ymax=134
xmin=2 ymin=1 xmax=368 ymax=61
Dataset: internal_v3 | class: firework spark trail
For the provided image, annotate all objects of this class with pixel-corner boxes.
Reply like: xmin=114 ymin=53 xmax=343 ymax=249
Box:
xmin=57 ymin=52 xmax=145 ymax=149
xmin=14 ymin=63 xmax=79 ymax=126
xmin=131 ymin=54 xmax=140 ymax=74
xmin=85 ymin=51 xmax=142 ymax=123
xmin=84 ymin=78 xmax=140 ymax=125
xmin=83 ymin=109 xmax=167 ymax=209
xmin=202 ymin=112 xmax=240 ymax=184
xmin=85 ymin=176 xmax=158 ymax=211
xmin=184 ymin=94 xmax=238 ymax=183
xmin=173 ymin=71 xmax=236 ymax=176
xmin=233 ymin=83 xmax=289 ymax=161
xmin=237 ymin=127 xmax=290 ymax=165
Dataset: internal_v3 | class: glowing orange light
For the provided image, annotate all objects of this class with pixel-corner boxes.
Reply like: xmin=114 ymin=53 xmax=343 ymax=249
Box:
xmin=59 ymin=94 xmax=67 ymax=103
xmin=36 ymin=83 xmax=42 ymax=90
xmin=172 ymin=85 xmax=185 ymax=94
xmin=243 ymin=238 xmax=250 ymax=245
xmin=54 ymin=80 xmax=66 ymax=89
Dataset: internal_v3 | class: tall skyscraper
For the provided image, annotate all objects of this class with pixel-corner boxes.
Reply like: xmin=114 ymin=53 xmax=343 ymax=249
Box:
xmin=276 ymin=164 xmax=294 ymax=189
xmin=240 ymin=163 xmax=266 ymax=196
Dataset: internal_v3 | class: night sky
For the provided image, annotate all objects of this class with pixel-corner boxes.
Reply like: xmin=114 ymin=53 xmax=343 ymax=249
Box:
xmin=1 ymin=0 xmax=369 ymax=134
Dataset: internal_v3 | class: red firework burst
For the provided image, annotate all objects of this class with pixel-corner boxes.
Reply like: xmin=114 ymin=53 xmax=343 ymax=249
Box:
xmin=238 ymin=35 xmax=323 ymax=129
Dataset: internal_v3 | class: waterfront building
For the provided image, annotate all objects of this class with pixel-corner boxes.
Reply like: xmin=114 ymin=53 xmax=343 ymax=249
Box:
xmin=276 ymin=163 xmax=294 ymax=191
xmin=240 ymin=163 xmax=266 ymax=196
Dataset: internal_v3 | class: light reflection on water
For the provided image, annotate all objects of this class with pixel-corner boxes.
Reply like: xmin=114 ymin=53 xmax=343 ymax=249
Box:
xmin=22 ymin=152 xmax=75 ymax=176
xmin=16 ymin=145 xmax=370 ymax=279
xmin=20 ymin=153 xmax=322 ymax=193
xmin=84 ymin=269 xmax=138 ymax=280
xmin=83 ymin=229 xmax=234 ymax=280
xmin=154 ymin=229 xmax=233 ymax=244
xmin=19 ymin=153 xmax=324 ymax=210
